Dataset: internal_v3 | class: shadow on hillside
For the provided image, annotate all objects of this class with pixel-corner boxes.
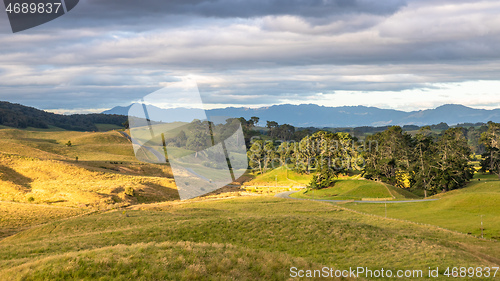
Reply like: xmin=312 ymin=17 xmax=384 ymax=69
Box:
xmin=0 ymin=164 xmax=32 ymax=191
xmin=137 ymin=181 xmax=180 ymax=202
xmin=20 ymin=138 xmax=58 ymax=144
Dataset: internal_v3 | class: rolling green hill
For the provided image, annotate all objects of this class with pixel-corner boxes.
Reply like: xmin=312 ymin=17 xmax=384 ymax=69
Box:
xmin=0 ymin=197 xmax=498 ymax=280
xmin=343 ymin=173 xmax=500 ymax=239
xmin=244 ymin=166 xmax=312 ymax=186
xmin=286 ymin=174 xmax=499 ymax=240
xmin=290 ymin=179 xmax=416 ymax=201
xmin=1 ymin=126 xmax=499 ymax=280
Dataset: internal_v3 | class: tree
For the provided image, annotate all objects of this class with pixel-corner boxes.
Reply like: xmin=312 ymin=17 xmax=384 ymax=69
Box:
xmin=432 ymin=128 xmax=474 ymax=192
xmin=296 ymin=134 xmax=319 ymax=174
xmin=175 ymin=130 xmax=188 ymax=147
xmin=266 ymin=121 xmax=279 ymax=138
xmin=336 ymin=132 xmax=359 ymax=171
xmin=466 ymin=126 xmax=487 ymax=155
xmin=275 ymin=124 xmax=295 ymax=140
xmin=277 ymin=141 xmax=294 ymax=168
xmin=307 ymin=132 xmax=344 ymax=189
xmin=301 ymin=131 xmax=355 ymax=189
xmin=237 ymin=116 xmax=260 ymax=130
xmin=308 ymin=165 xmax=337 ymax=189
xmin=186 ymin=130 xmax=211 ymax=154
xmin=362 ymin=126 xmax=474 ymax=196
xmin=250 ymin=116 xmax=260 ymax=127
xmin=237 ymin=117 xmax=261 ymax=148
xmin=411 ymin=127 xmax=436 ymax=197
xmin=65 ymin=140 xmax=72 ymax=147
xmin=362 ymin=126 xmax=412 ymax=186
xmin=480 ymin=121 xmax=500 ymax=178
xmin=431 ymin=122 xmax=449 ymax=131
xmin=122 ymin=120 xmax=129 ymax=129
xmin=262 ymin=141 xmax=277 ymax=172
xmin=247 ymin=140 xmax=265 ymax=174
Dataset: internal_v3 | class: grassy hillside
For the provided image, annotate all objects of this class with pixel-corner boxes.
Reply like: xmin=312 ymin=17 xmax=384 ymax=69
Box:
xmin=385 ymin=183 xmax=421 ymax=199
xmin=0 ymin=101 xmax=127 ymax=131
xmin=0 ymin=128 xmax=136 ymax=161
xmin=0 ymin=128 xmax=178 ymax=209
xmin=244 ymin=166 xmax=311 ymax=187
xmin=1 ymin=126 xmax=499 ymax=280
xmin=0 ymin=202 xmax=87 ymax=239
xmin=0 ymin=197 xmax=498 ymax=280
xmin=290 ymin=179 xmax=410 ymax=200
xmin=344 ymin=173 xmax=500 ymax=239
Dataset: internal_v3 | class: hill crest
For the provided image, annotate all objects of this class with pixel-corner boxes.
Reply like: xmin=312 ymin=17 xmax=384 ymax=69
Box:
xmin=0 ymin=101 xmax=127 ymax=131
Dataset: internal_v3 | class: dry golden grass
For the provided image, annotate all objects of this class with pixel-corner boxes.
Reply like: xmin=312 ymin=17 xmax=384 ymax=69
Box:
xmin=0 ymin=128 xmax=178 ymax=210
xmin=0 ymin=129 xmax=135 ymax=161
xmin=0 ymin=202 xmax=85 ymax=239
xmin=0 ymin=153 xmax=178 ymax=208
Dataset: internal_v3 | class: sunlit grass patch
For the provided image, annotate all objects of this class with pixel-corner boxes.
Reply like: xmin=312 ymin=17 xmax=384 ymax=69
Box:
xmin=245 ymin=166 xmax=312 ymax=187
xmin=0 ymin=202 xmax=85 ymax=239
xmin=0 ymin=128 xmax=178 ymax=208
xmin=291 ymin=179 xmax=396 ymax=200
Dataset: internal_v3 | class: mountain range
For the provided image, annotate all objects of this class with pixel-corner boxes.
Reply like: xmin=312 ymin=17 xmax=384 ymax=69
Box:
xmin=102 ymin=103 xmax=500 ymax=128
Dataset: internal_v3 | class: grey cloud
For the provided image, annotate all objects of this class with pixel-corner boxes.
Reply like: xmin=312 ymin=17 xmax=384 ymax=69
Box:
xmin=0 ymin=85 xmax=161 ymax=110
xmin=1 ymin=0 xmax=500 ymax=112
xmin=3 ymin=0 xmax=499 ymax=69
xmin=0 ymin=0 xmax=405 ymax=33
xmin=76 ymin=0 xmax=407 ymax=19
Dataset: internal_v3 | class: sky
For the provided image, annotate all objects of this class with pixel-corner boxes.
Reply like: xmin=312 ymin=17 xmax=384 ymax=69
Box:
xmin=1 ymin=0 xmax=500 ymax=113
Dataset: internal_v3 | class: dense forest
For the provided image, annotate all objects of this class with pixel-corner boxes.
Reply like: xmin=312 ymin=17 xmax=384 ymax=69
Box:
xmin=0 ymin=101 xmax=127 ymax=131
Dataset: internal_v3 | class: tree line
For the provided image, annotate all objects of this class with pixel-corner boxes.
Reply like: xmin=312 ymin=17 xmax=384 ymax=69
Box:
xmin=363 ymin=126 xmax=474 ymax=197
xmin=245 ymin=118 xmax=500 ymax=197
xmin=0 ymin=101 xmax=128 ymax=131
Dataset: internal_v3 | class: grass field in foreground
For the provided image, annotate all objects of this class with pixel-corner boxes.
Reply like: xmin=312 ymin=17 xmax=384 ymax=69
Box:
xmin=343 ymin=173 xmax=500 ymax=240
xmin=0 ymin=197 xmax=499 ymax=280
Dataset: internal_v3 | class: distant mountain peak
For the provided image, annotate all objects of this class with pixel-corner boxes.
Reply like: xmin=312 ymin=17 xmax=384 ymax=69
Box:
xmin=436 ymin=104 xmax=470 ymax=109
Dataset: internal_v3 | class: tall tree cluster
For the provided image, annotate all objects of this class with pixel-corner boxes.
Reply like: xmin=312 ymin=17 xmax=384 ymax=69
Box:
xmin=480 ymin=121 xmax=500 ymax=178
xmin=363 ymin=126 xmax=474 ymax=196
xmin=244 ymin=118 xmax=492 ymax=195
xmin=266 ymin=121 xmax=296 ymax=140
xmin=247 ymin=131 xmax=363 ymax=183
